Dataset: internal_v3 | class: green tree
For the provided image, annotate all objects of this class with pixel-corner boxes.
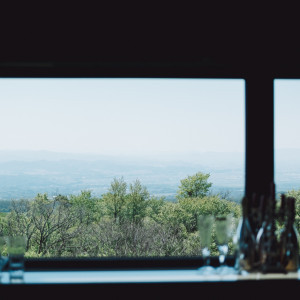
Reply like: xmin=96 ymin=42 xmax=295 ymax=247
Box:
xmin=124 ymin=179 xmax=150 ymax=224
xmin=177 ymin=195 xmax=241 ymax=233
xmin=101 ymin=177 xmax=127 ymax=222
xmin=177 ymin=172 xmax=212 ymax=199
xmin=28 ymin=193 xmax=80 ymax=256
xmin=156 ymin=202 xmax=187 ymax=231
xmin=69 ymin=190 xmax=98 ymax=225
xmin=144 ymin=196 xmax=166 ymax=222
xmin=2 ymin=174 xmax=245 ymax=258
xmin=6 ymin=199 xmax=36 ymax=252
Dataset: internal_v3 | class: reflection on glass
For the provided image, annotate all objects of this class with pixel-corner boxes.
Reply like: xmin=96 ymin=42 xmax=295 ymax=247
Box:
xmin=0 ymin=236 xmax=7 ymax=283
xmin=215 ymin=214 xmax=237 ymax=274
xmin=197 ymin=215 xmax=215 ymax=275
xmin=7 ymin=235 xmax=27 ymax=283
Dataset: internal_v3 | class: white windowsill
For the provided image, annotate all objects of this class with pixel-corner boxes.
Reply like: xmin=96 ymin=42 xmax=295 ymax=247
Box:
xmin=0 ymin=269 xmax=299 ymax=284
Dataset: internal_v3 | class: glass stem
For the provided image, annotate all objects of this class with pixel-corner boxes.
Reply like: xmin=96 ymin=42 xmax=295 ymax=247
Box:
xmin=218 ymin=245 xmax=228 ymax=266
xmin=202 ymin=247 xmax=210 ymax=266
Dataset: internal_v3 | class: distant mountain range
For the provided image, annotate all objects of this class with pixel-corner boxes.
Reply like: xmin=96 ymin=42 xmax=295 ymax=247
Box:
xmin=0 ymin=150 xmax=245 ymax=202
xmin=1 ymin=148 xmax=299 ymax=202
xmin=275 ymin=148 xmax=300 ymax=192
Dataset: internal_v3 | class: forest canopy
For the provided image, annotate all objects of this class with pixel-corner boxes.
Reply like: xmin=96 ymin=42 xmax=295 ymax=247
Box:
xmin=0 ymin=172 xmax=247 ymax=257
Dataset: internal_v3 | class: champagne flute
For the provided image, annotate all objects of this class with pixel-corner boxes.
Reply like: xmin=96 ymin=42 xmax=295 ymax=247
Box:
xmin=7 ymin=235 xmax=27 ymax=283
xmin=0 ymin=236 xmax=7 ymax=283
xmin=197 ymin=215 xmax=215 ymax=275
xmin=215 ymin=214 xmax=236 ymax=274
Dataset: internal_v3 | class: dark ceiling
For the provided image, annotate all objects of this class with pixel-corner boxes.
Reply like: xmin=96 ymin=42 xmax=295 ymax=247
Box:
xmin=1 ymin=11 xmax=299 ymax=78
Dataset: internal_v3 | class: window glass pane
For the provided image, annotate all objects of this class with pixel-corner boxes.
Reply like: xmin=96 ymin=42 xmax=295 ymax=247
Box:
xmin=0 ymin=78 xmax=245 ymax=258
xmin=275 ymin=79 xmax=300 ymax=239
xmin=275 ymin=79 xmax=300 ymax=193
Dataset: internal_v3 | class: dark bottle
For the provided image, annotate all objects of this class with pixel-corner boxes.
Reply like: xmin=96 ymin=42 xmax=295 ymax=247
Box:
xmin=235 ymin=196 xmax=257 ymax=272
xmin=256 ymin=193 xmax=284 ymax=273
xmin=250 ymin=193 xmax=263 ymax=236
xmin=248 ymin=194 xmax=264 ymax=269
xmin=279 ymin=197 xmax=299 ymax=272
xmin=277 ymin=194 xmax=286 ymax=225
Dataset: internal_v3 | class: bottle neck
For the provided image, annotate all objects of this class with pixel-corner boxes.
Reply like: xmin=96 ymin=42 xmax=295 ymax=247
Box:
xmin=285 ymin=197 xmax=296 ymax=229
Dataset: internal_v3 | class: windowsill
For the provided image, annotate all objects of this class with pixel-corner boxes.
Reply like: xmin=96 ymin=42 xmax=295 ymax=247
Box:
xmin=0 ymin=256 xmax=299 ymax=284
xmin=0 ymin=269 xmax=299 ymax=285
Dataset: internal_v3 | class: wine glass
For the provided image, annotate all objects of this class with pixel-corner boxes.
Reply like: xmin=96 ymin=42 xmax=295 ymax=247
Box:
xmin=197 ymin=214 xmax=215 ymax=275
xmin=0 ymin=236 xmax=7 ymax=283
xmin=215 ymin=214 xmax=236 ymax=275
xmin=7 ymin=235 xmax=27 ymax=283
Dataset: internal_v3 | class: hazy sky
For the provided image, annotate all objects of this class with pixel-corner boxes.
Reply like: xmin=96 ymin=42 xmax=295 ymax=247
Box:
xmin=0 ymin=78 xmax=245 ymax=156
xmin=275 ymin=79 xmax=300 ymax=150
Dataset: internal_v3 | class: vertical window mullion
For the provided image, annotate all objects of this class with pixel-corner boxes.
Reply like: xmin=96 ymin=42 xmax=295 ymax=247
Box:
xmin=245 ymin=76 xmax=274 ymax=201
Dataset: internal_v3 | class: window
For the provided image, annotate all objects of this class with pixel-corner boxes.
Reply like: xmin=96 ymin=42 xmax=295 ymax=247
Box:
xmin=275 ymin=79 xmax=300 ymax=233
xmin=0 ymin=78 xmax=245 ymax=259
xmin=275 ymin=79 xmax=300 ymax=194
xmin=0 ymin=63 xmax=297 ymax=296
